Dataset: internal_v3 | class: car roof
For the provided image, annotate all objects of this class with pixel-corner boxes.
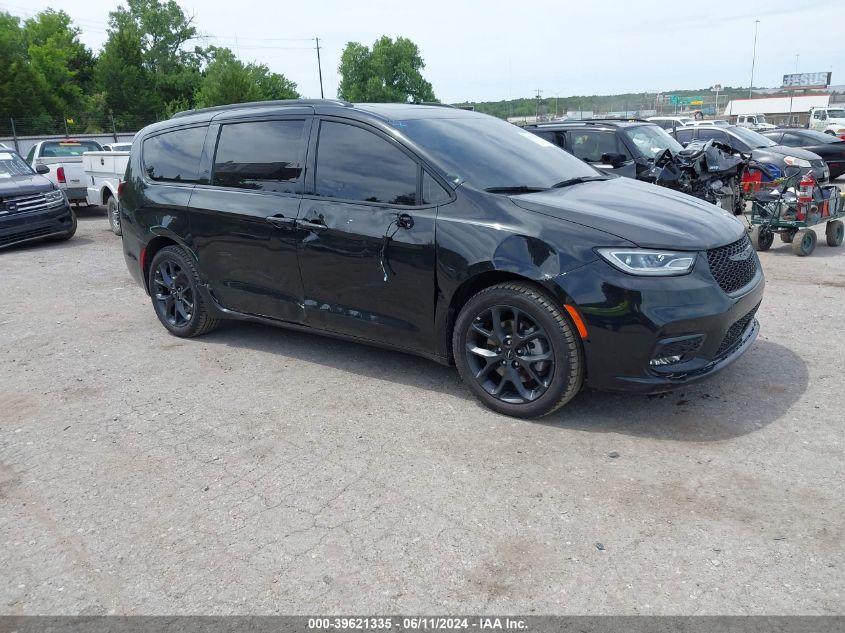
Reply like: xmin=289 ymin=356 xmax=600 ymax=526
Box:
xmin=525 ymin=119 xmax=651 ymax=130
xmin=140 ymin=99 xmax=484 ymax=137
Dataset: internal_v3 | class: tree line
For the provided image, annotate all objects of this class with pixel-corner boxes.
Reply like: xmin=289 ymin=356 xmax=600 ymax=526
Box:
xmin=0 ymin=0 xmax=437 ymax=137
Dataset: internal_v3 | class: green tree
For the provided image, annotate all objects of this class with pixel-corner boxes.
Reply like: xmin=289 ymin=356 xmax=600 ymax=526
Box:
xmin=22 ymin=10 xmax=95 ymax=116
xmin=101 ymin=0 xmax=203 ymax=117
xmin=0 ymin=12 xmax=41 ymax=120
xmin=97 ymin=18 xmax=155 ymax=125
xmin=338 ymin=36 xmax=435 ymax=103
xmin=195 ymin=46 xmax=298 ymax=108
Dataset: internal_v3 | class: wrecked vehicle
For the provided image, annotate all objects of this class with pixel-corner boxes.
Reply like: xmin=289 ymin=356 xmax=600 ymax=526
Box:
xmin=524 ymin=119 xmax=747 ymax=213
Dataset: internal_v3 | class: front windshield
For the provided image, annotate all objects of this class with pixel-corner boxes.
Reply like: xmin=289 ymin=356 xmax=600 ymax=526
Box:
xmin=392 ymin=116 xmax=600 ymax=190
xmin=730 ymin=126 xmax=777 ymax=149
xmin=0 ymin=150 xmax=35 ymax=178
xmin=826 ymin=109 xmax=845 ymax=118
xmin=623 ymin=124 xmax=684 ymax=159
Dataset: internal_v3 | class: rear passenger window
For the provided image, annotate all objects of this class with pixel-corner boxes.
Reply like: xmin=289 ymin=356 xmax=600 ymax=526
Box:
xmin=316 ymin=122 xmax=417 ymax=205
xmin=143 ymin=126 xmax=207 ymax=183
xmin=213 ymin=120 xmax=305 ymax=194
xmin=568 ymin=130 xmax=623 ymax=163
xmin=675 ymin=128 xmax=694 ymax=144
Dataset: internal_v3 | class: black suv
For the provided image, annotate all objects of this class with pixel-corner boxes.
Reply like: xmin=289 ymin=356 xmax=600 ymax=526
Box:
xmin=0 ymin=148 xmax=76 ymax=249
xmin=121 ymin=100 xmax=764 ymax=418
xmin=523 ymin=119 xmax=682 ymax=179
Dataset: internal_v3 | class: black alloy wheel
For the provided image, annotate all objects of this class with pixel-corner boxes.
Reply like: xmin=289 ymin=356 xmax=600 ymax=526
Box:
xmin=148 ymin=245 xmax=218 ymax=337
xmin=465 ymin=305 xmax=554 ymax=404
xmin=453 ymin=282 xmax=584 ymax=418
xmin=154 ymin=259 xmax=195 ymax=328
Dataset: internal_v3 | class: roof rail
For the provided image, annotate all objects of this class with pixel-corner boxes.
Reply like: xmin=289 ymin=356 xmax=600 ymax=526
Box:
xmin=410 ymin=101 xmax=456 ymax=108
xmin=172 ymin=98 xmax=353 ymax=118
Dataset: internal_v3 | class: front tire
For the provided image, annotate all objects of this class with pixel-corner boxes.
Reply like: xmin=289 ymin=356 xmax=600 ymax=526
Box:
xmin=826 ymin=220 xmax=843 ymax=247
xmin=792 ymin=228 xmax=817 ymax=256
xmin=107 ymin=196 xmax=122 ymax=236
xmin=750 ymin=225 xmax=773 ymax=251
xmin=452 ymin=282 xmax=584 ymax=418
xmin=148 ymin=246 xmax=218 ymax=337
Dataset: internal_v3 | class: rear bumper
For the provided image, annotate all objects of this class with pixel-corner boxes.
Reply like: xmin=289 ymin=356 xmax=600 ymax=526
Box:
xmin=64 ymin=186 xmax=87 ymax=202
xmin=0 ymin=203 xmax=74 ymax=249
xmin=553 ymin=253 xmax=765 ymax=393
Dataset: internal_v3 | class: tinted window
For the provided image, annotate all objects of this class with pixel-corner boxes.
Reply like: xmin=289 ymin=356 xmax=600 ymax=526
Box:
xmin=568 ymin=130 xmax=622 ymax=163
xmin=793 ymin=129 xmax=840 ymax=144
xmin=780 ymin=133 xmax=806 ymax=147
xmin=0 ymin=150 xmax=35 ymax=177
xmin=675 ymin=128 xmax=694 ymax=144
xmin=40 ymin=140 xmax=102 ymax=157
xmin=213 ymin=120 xmax=305 ymax=194
xmin=422 ymin=171 xmax=450 ymax=205
xmin=393 ymin=116 xmax=599 ymax=190
xmin=316 ymin=122 xmax=417 ymax=205
xmin=143 ymin=127 xmax=207 ymax=183
xmin=697 ymin=129 xmax=729 ymax=143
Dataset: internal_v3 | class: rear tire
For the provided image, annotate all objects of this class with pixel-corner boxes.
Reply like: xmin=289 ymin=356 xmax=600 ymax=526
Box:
xmin=107 ymin=196 xmax=122 ymax=236
xmin=749 ymin=225 xmax=773 ymax=251
xmin=826 ymin=220 xmax=843 ymax=247
xmin=148 ymin=245 xmax=219 ymax=337
xmin=452 ymin=282 xmax=583 ymax=418
xmin=792 ymin=228 xmax=817 ymax=256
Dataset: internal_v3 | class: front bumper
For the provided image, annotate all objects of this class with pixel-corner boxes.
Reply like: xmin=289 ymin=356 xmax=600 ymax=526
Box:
xmin=553 ymin=252 xmax=765 ymax=393
xmin=0 ymin=203 xmax=74 ymax=250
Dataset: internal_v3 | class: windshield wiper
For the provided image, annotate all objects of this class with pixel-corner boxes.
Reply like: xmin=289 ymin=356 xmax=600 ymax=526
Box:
xmin=551 ymin=176 xmax=610 ymax=189
xmin=484 ymin=185 xmax=548 ymax=194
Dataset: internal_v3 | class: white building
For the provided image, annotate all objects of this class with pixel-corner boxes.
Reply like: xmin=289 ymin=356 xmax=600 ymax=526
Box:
xmin=722 ymin=94 xmax=832 ymax=126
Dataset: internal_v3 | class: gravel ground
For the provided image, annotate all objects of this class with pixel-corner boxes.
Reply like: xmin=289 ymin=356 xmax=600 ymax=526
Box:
xmin=0 ymin=201 xmax=843 ymax=615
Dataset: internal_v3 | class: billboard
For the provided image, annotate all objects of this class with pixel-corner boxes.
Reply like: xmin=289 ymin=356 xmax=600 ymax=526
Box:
xmin=782 ymin=72 xmax=832 ymax=89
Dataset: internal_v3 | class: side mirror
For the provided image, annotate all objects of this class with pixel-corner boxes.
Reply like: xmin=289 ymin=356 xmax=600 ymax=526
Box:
xmin=35 ymin=164 xmax=49 ymax=174
xmin=601 ymin=152 xmax=627 ymax=168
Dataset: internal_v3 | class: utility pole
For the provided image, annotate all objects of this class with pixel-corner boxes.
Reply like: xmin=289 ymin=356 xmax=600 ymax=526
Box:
xmin=315 ymin=37 xmax=324 ymax=98
xmin=749 ymin=19 xmax=759 ymax=98
xmin=535 ymin=89 xmax=542 ymax=120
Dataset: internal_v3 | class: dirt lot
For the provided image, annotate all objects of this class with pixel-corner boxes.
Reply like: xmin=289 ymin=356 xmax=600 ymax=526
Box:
xmin=1 ymin=201 xmax=843 ymax=615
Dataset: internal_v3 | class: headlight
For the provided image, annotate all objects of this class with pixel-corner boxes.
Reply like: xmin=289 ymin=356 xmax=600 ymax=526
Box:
xmin=44 ymin=189 xmax=65 ymax=205
xmin=783 ymin=156 xmax=811 ymax=168
xmin=596 ymin=248 xmax=696 ymax=276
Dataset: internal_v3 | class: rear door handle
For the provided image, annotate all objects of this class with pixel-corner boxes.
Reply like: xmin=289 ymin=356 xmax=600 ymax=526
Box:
xmin=298 ymin=218 xmax=327 ymax=232
xmin=266 ymin=214 xmax=296 ymax=228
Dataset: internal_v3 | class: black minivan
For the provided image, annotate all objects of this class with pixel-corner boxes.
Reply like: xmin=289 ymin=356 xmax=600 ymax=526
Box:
xmin=120 ymin=100 xmax=764 ymax=418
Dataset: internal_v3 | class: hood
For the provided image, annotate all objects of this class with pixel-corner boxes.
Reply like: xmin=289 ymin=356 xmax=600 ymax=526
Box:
xmin=509 ymin=177 xmax=745 ymax=250
xmin=0 ymin=174 xmax=54 ymax=196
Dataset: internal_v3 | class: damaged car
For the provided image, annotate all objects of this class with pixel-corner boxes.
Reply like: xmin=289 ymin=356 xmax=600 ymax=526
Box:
xmin=120 ymin=101 xmax=763 ymax=418
xmin=524 ymin=119 xmax=748 ymax=212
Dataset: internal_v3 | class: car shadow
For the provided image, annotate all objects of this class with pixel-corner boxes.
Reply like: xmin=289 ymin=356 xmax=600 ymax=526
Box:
xmin=201 ymin=322 xmax=807 ymax=442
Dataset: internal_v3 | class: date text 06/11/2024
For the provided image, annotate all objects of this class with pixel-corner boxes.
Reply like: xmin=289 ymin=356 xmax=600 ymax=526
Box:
xmin=306 ymin=617 xmax=528 ymax=630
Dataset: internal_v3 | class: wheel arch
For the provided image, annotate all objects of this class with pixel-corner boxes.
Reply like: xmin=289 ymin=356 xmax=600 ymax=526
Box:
xmin=442 ymin=269 xmax=572 ymax=363
xmin=142 ymin=234 xmax=192 ymax=292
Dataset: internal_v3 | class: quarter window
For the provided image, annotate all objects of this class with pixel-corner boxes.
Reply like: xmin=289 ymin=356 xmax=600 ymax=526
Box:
xmin=143 ymin=126 xmax=207 ymax=183
xmin=422 ymin=171 xmax=451 ymax=205
xmin=213 ymin=120 xmax=306 ymax=194
xmin=315 ymin=122 xmax=418 ymax=205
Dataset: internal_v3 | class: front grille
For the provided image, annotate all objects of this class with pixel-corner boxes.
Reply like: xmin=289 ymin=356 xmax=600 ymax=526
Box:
xmin=0 ymin=225 xmax=54 ymax=246
xmin=0 ymin=193 xmax=50 ymax=216
xmin=715 ymin=302 xmax=760 ymax=358
xmin=706 ymin=235 xmax=759 ymax=294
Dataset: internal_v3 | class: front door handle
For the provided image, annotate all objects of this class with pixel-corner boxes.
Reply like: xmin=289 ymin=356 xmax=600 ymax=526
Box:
xmin=266 ymin=214 xmax=296 ymax=228
xmin=298 ymin=218 xmax=327 ymax=232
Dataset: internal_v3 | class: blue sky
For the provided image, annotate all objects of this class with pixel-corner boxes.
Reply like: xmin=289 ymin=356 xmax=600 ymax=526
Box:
xmin=2 ymin=0 xmax=842 ymax=102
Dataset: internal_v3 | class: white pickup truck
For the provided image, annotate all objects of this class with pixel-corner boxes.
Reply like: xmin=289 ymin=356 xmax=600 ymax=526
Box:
xmin=25 ymin=139 xmax=104 ymax=205
xmin=83 ymin=150 xmax=130 ymax=235
xmin=808 ymin=106 xmax=845 ymax=138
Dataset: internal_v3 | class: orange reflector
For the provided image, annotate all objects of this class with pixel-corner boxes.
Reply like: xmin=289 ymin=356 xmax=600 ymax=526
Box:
xmin=564 ymin=304 xmax=588 ymax=338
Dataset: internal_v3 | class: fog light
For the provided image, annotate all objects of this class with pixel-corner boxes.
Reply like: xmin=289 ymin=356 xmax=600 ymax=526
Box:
xmin=649 ymin=355 xmax=682 ymax=367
